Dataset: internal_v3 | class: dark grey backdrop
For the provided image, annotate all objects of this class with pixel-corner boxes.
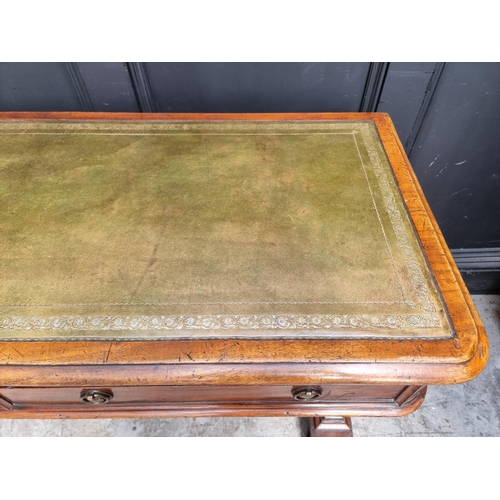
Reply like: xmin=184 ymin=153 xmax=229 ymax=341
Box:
xmin=1 ymin=62 xmax=498 ymax=291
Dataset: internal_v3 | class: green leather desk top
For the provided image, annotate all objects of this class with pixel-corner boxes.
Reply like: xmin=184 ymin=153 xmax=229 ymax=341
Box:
xmin=0 ymin=119 xmax=453 ymax=340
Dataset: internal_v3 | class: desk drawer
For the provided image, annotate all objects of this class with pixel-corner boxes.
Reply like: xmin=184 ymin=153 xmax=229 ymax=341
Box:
xmin=0 ymin=384 xmax=425 ymax=418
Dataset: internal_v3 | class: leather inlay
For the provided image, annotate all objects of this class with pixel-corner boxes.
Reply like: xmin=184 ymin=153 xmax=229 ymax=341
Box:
xmin=0 ymin=121 xmax=453 ymax=340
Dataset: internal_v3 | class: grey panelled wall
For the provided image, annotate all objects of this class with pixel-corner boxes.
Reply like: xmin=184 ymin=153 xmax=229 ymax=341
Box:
xmin=408 ymin=63 xmax=500 ymax=249
xmin=0 ymin=62 xmax=498 ymax=292
xmin=0 ymin=63 xmax=139 ymax=113
xmin=145 ymin=62 xmax=370 ymax=112
xmin=76 ymin=63 xmax=139 ymax=112
xmin=377 ymin=62 xmax=437 ymax=147
xmin=0 ymin=63 xmax=83 ymax=111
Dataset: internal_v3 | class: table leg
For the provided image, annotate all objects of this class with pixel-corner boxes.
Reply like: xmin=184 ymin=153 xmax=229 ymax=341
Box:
xmin=309 ymin=416 xmax=353 ymax=437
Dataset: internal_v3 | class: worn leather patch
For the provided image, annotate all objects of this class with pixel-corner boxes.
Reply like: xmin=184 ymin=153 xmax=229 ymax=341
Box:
xmin=0 ymin=120 xmax=453 ymax=339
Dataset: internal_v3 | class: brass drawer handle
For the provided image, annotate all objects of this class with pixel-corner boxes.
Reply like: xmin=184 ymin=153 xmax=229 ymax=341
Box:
xmin=291 ymin=387 xmax=322 ymax=401
xmin=80 ymin=389 xmax=113 ymax=405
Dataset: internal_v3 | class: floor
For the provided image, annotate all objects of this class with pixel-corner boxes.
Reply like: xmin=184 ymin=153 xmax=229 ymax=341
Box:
xmin=1 ymin=295 xmax=498 ymax=437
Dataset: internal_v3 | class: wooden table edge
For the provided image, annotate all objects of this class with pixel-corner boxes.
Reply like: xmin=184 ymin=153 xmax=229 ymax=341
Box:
xmin=0 ymin=112 xmax=489 ymax=385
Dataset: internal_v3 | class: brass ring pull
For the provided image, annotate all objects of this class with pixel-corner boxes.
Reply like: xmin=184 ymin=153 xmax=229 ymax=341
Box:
xmin=291 ymin=387 xmax=322 ymax=401
xmin=80 ymin=389 xmax=113 ymax=405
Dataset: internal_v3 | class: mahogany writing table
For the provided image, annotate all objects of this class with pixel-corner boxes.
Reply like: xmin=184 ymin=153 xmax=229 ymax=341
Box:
xmin=0 ymin=112 xmax=488 ymax=436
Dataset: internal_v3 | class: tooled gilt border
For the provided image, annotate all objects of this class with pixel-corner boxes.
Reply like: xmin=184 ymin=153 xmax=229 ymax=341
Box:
xmin=0 ymin=121 xmax=442 ymax=334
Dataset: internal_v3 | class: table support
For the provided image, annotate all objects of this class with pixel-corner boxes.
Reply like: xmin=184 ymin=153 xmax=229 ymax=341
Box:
xmin=309 ymin=416 xmax=353 ymax=437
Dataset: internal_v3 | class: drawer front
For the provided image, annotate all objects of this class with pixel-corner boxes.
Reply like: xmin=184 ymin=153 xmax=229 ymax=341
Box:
xmin=0 ymin=384 xmax=426 ymax=418
xmin=1 ymin=384 xmax=404 ymax=404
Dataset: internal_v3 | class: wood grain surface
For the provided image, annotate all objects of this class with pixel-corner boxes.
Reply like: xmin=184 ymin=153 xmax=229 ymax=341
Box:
xmin=0 ymin=384 xmax=426 ymax=419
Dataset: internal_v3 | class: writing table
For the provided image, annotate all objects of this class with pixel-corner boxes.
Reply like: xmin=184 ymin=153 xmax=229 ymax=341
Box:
xmin=0 ymin=112 xmax=488 ymax=436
